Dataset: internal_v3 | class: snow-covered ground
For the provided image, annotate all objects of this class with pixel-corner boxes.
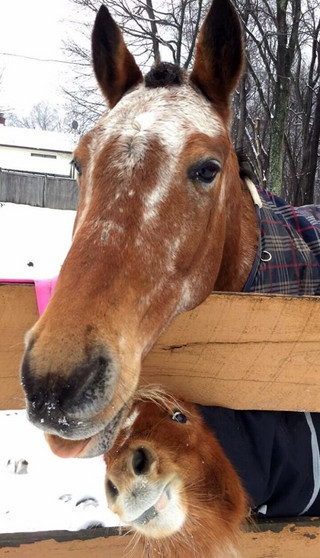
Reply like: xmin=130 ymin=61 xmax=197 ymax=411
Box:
xmin=0 ymin=411 xmax=122 ymax=533
xmin=0 ymin=202 xmax=75 ymax=280
xmin=0 ymin=202 xmax=122 ymax=533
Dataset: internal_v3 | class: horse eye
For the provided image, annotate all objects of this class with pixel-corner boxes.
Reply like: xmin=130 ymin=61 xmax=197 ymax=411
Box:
xmin=171 ymin=410 xmax=187 ymax=423
xmin=71 ymin=158 xmax=82 ymax=176
xmin=188 ymin=160 xmax=221 ymax=186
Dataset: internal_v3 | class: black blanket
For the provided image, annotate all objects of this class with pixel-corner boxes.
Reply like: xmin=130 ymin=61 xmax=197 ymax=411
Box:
xmin=198 ymin=406 xmax=320 ymax=517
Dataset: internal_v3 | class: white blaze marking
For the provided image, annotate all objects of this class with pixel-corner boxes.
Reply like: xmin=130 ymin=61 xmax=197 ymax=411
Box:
xmin=73 ymin=83 xmax=226 ymax=236
xmin=218 ymin=177 xmax=226 ymax=210
xmin=100 ymin=221 xmax=124 ymax=244
xmin=73 ymin=138 xmax=100 ymax=236
xmin=123 ymin=408 xmax=139 ymax=430
xmin=143 ymin=182 xmax=168 ymax=222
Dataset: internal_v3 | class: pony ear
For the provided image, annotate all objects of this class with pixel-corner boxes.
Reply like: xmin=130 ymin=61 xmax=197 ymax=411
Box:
xmin=190 ymin=0 xmax=244 ymax=119
xmin=92 ymin=5 xmax=143 ymax=108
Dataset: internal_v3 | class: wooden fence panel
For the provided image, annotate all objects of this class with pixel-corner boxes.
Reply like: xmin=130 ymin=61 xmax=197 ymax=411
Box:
xmin=1 ymin=519 xmax=320 ymax=558
xmin=1 ymin=283 xmax=320 ymax=411
xmin=1 ymin=285 xmax=320 ymax=555
xmin=0 ymin=169 xmax=79 ymax=209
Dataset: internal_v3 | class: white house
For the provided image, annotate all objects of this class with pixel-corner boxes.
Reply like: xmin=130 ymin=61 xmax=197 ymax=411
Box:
xmin=0 ymin=118 xmax=77 ymax=177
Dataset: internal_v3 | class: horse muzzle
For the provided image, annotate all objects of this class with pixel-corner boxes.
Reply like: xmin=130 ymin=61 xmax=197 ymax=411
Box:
xmin=20 ymin=342 xmax=129 ymax=456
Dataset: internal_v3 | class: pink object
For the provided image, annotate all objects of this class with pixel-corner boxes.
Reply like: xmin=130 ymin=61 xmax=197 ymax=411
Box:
xmin=34 ymin=278 xmax=58 ymax=315
xmin=0 ymin=277 xmax=57 ymax=316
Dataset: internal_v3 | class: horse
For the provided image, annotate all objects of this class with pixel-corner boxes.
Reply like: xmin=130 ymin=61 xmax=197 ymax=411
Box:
xmin=20 ymin=0 xmax=320 ymax=459
xmin=104 ymin=386 xmax=248 ymax=558
xmin=104 ymin=386 xmax=320 ymax=557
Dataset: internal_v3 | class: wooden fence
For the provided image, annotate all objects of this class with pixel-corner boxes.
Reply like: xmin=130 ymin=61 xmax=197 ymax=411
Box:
xmin=1 ymin=284 xmax=320 ymax=556
xmin=0 ymin=169 xmax=79 ymax=210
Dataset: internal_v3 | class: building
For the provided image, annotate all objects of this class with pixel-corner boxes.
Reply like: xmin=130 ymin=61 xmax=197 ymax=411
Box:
xmin=0 ymin=117 xmax=77 ymax=177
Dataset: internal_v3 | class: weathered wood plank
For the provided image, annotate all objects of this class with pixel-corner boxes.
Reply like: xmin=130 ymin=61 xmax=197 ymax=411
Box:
xmin=1 ymin=519 xmax=320 ymax=558
xmin=0 ymin=169 xmax=79 ymax=210
xmin=1 ymin=284 xmax=320 ymax=411
xmin=142 ymin=292 xmax=320 ymax=410
xmin=0 ymin=284 xmax=38 ymax=409
xmin=0 ymin=531 xmax=135 ymax=558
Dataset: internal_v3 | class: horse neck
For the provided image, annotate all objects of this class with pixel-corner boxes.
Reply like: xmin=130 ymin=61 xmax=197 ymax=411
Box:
xmin=215 ymin=178 xmax=258 ymax=292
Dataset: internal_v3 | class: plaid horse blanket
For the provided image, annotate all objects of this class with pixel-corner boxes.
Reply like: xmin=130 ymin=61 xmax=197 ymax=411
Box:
xmin=243 ymin=188 xmax=320 ymax=295
xmin=200 ymin=189 xmax=320 ymax=518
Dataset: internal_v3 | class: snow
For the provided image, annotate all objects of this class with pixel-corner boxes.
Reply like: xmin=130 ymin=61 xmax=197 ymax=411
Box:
xmin=0 ymin=202 xmax=122 ymax=533
xmin=0 ymin=202 xmax=75 ymax=280
xmin=0 ymin=410 xmax=122 ymax=533
xmin=0 ymin=125 xmax=77 ymax=153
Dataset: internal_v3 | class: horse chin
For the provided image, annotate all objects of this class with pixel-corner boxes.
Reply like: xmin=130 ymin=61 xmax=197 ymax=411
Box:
xmin=45 ymin=405 xmax=126 ymax=458
xmin=111 ymin=477 xmax=185 ymax=538
xmin=130 ymin=480 xmax=186 ymax=538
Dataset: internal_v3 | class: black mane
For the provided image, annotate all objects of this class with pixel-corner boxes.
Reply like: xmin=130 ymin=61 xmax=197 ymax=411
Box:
xmin=236 ymin=150 xmax=258 ymax=184
xmin=145 ymin=62 xmax=185 ymax=89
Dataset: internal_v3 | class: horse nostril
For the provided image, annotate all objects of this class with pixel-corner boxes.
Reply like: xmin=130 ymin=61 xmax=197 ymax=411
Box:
xmin=131 ymin=447 xmax=154 ymax=476
xmin=22 ymin=346 xmax=115 ymax=419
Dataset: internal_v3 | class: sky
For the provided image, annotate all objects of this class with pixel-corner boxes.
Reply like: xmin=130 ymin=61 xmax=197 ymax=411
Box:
xmin=0 ymin=0 xmax=89 ymax=117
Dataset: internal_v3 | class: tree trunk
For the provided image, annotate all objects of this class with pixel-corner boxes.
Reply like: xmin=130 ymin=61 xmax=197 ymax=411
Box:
xmin=268 ymin=0 xmax=301 ymax=196
xmin=145 ymin=0 xmax=161 ymax=64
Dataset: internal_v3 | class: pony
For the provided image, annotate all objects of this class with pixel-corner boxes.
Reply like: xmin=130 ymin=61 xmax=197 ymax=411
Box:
xmin=104 ymin=387 xmax=320 ymax=556
xmin=20 ymin=0 xmax=320 ymax=458
xmin=104 ymin=386 xmax=248 ymax=558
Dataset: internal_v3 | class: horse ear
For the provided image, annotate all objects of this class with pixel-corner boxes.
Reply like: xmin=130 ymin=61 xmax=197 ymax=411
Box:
xmin=190 ymin=0 xmax=244 ymax=119
xmin=92 ymin=5 xmax=143 ymax=108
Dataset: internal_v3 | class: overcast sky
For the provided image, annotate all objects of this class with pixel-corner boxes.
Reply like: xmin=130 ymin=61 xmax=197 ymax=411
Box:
xmin=0 ymin=0 xmax=90 ymax=117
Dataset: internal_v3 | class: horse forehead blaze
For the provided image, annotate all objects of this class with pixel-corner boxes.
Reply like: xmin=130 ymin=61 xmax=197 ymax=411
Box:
xmin=92 ymin=84 xmax=225 ymax=150
xmin=74 ymin=84 xmax=226 ymax=233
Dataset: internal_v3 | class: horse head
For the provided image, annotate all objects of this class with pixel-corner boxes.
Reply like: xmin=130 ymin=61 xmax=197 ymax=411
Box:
xmin=104 ymin=386 xmax=247 ymax=557
xmin=21 ymin=0 xmax=257 ymax=457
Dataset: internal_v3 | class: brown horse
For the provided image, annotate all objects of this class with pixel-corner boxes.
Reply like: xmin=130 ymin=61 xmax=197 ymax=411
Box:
xmin=21 ymin=0 xmax=258 ymax=457
xmin=104 ymin=386 xmax=247 ymax=558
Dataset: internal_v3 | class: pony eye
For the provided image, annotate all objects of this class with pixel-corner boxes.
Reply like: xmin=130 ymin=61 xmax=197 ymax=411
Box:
xmin=107 ymin=479 xmax=119 ymax=499
xmin=71 ymin=158 xmax=82 ymax=176
xmin=171 ymin=410 xmax=187 ymax=423
xmin=188 ymin=160 xmax=221 ymax=186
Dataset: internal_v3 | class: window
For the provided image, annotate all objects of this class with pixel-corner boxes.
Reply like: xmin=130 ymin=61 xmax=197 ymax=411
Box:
xmin=30 ymin=153 xmax=57 ymax=159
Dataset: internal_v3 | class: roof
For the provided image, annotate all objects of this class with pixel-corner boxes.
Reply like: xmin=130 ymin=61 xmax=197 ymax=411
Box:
xmin=0 ymin=125 xmax=77 ymax=153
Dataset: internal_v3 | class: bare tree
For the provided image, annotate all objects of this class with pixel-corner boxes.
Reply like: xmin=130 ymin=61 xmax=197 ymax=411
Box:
xmin=63 ymin=0 xmax=210 ymax=127
xmin=232 ymin=0 xmax=320 ymax=204
xmin=7 ymin=101 xmax=83 ymax=135
xmin=64 ymin=0 xmax=320 ymax=204
xmin=8 ymin=102 xmax=63 ymax=131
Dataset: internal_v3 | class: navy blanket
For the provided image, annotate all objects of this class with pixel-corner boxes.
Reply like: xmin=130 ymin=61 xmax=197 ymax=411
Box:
xmin=202 ymin=188 xmax=320 ymax=517
xmin=198 ymin=406 xmax=320 ymax=517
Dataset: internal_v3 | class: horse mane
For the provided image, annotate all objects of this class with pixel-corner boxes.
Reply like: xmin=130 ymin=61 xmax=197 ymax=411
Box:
xmin=145 ymin=62 xmax=186 ymax=88
xmin=134 ymin=384 xmax=191 ymax=416
xmin=236 ymin=150 xmax=258 ymax=185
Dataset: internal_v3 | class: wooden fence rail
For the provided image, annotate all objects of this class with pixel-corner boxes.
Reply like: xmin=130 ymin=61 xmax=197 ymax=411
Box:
xmin=1 ymin=283 xmax=320 ymax=411
xmin=1 ymin=283 xmax=320 ymax=555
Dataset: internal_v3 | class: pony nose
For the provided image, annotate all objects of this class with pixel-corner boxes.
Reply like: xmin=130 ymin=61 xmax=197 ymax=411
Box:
xmin=21 ymin=348 xmax=115 ymax=421
xmin=131 ymin=447 xmax=155 ymax=476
